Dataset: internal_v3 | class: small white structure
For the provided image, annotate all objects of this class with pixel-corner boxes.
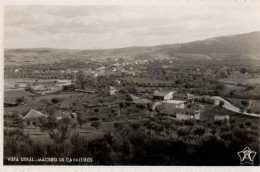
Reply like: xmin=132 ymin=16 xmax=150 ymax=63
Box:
xmin=23 ymin=109 xmax=46 ymax=119
xmin=214 ymin=115 xmax=229 ymax=123
xmin=176 ymin=113 xmax=191 ymax=120
xmin=153 ymin=90 xmax=174 ymax=100
xmin=157 ymin=100 xmax=186 ymax=116
xmin=165 ymin=100 xmax=186 ymax=109
xmin=194 ymin=110 xmax=200 ymax=120
xmin=110 ymin=86 xmax=117 ymax=95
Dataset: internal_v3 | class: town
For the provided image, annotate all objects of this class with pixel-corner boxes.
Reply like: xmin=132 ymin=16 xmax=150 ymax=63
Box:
xmin=4 ymin=52 xmax=260 ymax=165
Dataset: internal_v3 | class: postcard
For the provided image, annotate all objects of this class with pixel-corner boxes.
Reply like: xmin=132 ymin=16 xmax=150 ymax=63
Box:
xmin=1 ymin=0 xmax=259 ymax=172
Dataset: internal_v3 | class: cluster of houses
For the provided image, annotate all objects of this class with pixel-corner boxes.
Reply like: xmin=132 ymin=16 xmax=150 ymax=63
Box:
xmin=22 ymin=109 xmax=78 ymax=126
xmin=15 ymin=79 xmax=73 ymax=94
xmin=151 ymin=89 xmax=229 ymax=122
xmin=152 ymin=89 xmax=200 ymax=120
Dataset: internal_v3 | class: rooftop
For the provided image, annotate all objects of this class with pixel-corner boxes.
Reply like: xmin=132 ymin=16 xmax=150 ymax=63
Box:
xmin=164 ymin=100 xmax=186 ymax=104
xmin=173 ymin=92 xmax=187 ymax=97
xmin=23 ymin=109 xmax=46 ymax=119
xmin=153 ymin=90 xmax=173 ymax=97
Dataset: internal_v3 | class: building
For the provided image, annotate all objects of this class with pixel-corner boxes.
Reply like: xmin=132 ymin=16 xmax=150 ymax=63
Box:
xmin=157 ymin=100 xmax=186 ymax=116
xmin=165 ymin=100 xmax=186 ymax=109
xmin=176 ymin=113 xmax=192 ymax=120
xmin=23 ymin=109 xmax=46 ymax=126
xmin=103 ymin=86 xmax=117 ymax=96
xmin=153 ymin=90 xmax=174 ymax=100
xmin=194 ymin=110 xmax=200 ymax=120
xmin=172 ymin=92 xmax=189 ymax=100
xmin=109 ymin=86 xmax=117 ymax=95
xmin=214 ymin=115 xmax=229 ymax=123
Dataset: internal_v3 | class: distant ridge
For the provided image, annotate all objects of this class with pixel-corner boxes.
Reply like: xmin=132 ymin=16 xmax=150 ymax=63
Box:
xmin=5 ymin=31 xmax=260 ymax=61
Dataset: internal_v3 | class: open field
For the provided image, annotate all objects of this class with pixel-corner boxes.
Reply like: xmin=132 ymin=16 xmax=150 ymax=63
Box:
xmin=4 ymin=91 xmax=83 ymax=114
xmin=251 ymin=100 xmax=260 ymax=113
xmin=220 ymin=76 xmax=260 ymax=85
xmin=224 ymin=84 xmax=245 ymax=91
xmin=7 ymin=120 xmax=131 ymax=144
xmin=5 ymin=89 xmax=33 ymax=99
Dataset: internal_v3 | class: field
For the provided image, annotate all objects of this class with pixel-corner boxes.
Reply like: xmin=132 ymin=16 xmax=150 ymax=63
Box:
xmin=200 ymin=105 xmax=260 ymax=125
xmin=5 ymin=89 xmax=33 ymax=99
xmin=4 ymin=90 xmax=82 ymax=114
xmin=224 ymin=84 xmax=245 ymax=91
xmin=220 ymin=76 xmax=260 ymax=85
xmin=251 ymin=100 xmax=260 ymax=113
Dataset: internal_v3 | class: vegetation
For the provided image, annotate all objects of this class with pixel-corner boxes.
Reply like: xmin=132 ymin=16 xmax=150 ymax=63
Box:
xmin=91 ymin=121 xmax=101 ymax=132
xmin=4 ymin=117 xmax=259 ymax=165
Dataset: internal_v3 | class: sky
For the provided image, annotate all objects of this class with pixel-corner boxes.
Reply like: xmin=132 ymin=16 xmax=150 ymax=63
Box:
xmin=4 ymin=3 xmax=260 ymax=49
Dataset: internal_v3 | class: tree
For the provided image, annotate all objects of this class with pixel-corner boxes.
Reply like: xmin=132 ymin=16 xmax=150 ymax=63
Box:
xmin=241 ymin=100 xmax=249 ymax=109
xmin=16 ymin=96 xmax=25 ymax=105
xmin=219 ymin=100 xmax=225 ymax=107
xmin=240 ymin=68 xmax=248 ymax=74
xmin=76 ymin=71 xmax=87 ymax=90
xmin=193 ymin=126 xmax=206 ymax=136
xmin=91 ymin=121 xmax=101 ymax=132
xmin=114 ymin=122 xmax=131 ymax=140
xmin=51 ymin=98 xmax=60 ymax=104
xmin=40 ymin=117 xmax=75 ymax=144
xmin=77 ymin=112 xmax=86 ymax=129
xmin=215 ymin=83 xmax=226 ymax=91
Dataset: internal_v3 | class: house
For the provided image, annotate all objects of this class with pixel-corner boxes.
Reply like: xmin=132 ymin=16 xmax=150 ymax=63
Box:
xmin=27 ymin=84 xmax=47 ymax=91
xmin=23 ymin=109 xmax=46 ymax=126
xmin=153 ymin=90 xmax=174 ymax=100
xmin=103 ymin=86 xmax=117 ymax=96
xmin=157 ymin=100 xmax=186 ymax=116
xmin=214 ymin=115 xmax=229 ymax=123
xmin=23 ymin=109 xmax=46 ymax=119
xmin=172 ymin=92 xmax=188 ymax=100
xmin=165 ymin=100 xmax=186 ymax=109
xmin=176 ymin=110 xmax=200 ymax=121
xmin=176 ymin=113 xmax=192 ymax=120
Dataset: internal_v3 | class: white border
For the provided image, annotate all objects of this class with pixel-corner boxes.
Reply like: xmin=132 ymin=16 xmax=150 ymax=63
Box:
xmin=0 ymin=0 xmax=259 ymax=172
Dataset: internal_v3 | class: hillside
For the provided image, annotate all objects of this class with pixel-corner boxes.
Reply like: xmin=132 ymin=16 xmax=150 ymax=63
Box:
xmin=4 ymin=31 xmax=260 ymax=64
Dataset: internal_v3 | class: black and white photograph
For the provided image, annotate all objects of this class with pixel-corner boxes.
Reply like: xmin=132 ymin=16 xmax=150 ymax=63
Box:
xmin=2 ymin=1 xmax=260 ymax=168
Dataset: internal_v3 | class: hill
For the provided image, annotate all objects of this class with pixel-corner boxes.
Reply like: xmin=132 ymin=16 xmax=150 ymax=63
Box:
xmin=4 ymin=31 xmax=260 ymax=64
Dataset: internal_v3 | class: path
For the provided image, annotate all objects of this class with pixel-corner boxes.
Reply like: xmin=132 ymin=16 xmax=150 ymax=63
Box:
xmin=211 ymin=96 xmax=259 ymax=117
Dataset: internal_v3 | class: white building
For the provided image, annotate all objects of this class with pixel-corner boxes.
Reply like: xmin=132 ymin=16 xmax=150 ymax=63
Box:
xmin=164 ymin=100 xmax=186 ymax=109
xmin=214 ymin=115 xmax=229 ymax=123
xmin=153 ymin=90 xmax=174 ymax=100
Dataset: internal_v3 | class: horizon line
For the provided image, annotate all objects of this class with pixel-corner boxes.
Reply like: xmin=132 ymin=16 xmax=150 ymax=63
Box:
xmin=4 ymin=30 xmax=260 ymax=51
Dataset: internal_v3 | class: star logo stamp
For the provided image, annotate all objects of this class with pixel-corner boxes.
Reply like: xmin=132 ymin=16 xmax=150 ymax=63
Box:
xmin=237 ymin=147 xmax=257 ymax=165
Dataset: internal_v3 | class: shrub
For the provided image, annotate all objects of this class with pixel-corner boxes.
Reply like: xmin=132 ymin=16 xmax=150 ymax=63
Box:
xmin=210 ymin=129 xmax=216 ymax=135
xmin=51 ymin=98 xmax=61 ymax=104
xmin=193 ymin=126 xmax=206 ymax=136
xmin=244 ymin=120 xmax=252 ymax=127
xmin=214 ymin=120 xmax=223 ymax=126
xmin=178 ymin=127 xmax=191 ymax=136
xmin=172 ymin=120 xmax=184 ymax=126
xmin=238 ymin=123 xmax=245 ymax=128
xmin=130 ymin=123 xmax=141 ymax=131
xmin=184 ymin=119 xmax=195 ymax=126
xmin=206 ymin=121 xmax=213 ymax=128
xmin=220 ymin=131 xmax=233 ymax=140
xmin=219 ymin=100 xmax=225 ymax=107
xmin=220 ymin=125 xmax=230 ymax=133
xmin=91 ymin=121 xmax=101 ymax=132
xmin=230 ymin=119 xmax=235 ymax=124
